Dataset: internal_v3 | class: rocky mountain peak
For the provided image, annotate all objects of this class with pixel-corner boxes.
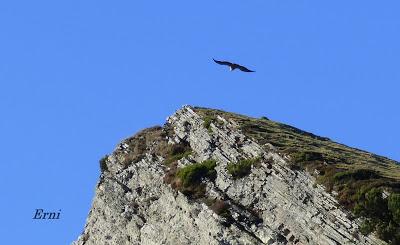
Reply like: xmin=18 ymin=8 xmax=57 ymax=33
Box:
xmin=73 ymin=106 xmax=400 ymax=245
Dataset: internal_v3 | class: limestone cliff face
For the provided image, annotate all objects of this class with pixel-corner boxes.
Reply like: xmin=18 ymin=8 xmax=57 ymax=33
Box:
xmin=73 ymin=106 xmax=390 ymax=245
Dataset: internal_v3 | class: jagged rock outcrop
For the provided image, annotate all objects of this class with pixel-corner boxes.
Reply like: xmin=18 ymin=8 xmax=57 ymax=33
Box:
xmin=73 ymin=106 xmax=391 ymax=245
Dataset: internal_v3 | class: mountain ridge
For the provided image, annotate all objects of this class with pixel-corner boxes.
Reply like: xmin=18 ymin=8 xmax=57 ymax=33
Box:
xmin=194 ymin=106 xmax=398 ymax=163
xmin=192 ymin=106 xmax=400 ymax=180
xmin=196 ymin=106 xmax=396 ymax=158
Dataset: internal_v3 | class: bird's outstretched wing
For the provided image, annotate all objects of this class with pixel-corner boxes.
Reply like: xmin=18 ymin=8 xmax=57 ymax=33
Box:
xmin=237 ymin=64 xmax=255 ymax=72
xmin=213 ymin=58 xmax=255 ymax=72
xmin=213 ymin=59 xmax=233 ymax=66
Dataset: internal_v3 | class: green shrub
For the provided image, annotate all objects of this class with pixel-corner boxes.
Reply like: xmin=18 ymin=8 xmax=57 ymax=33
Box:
xmin=315 ymin=165 xmax=340 ymax=192
xmin=359 ymin=219 xmax=376 ymax=235
xmin=391 ymin=236 xmax=400 ymax=245
xmin=99 ymin=155 xmax=109 ymax=172
xmin=376 ymin=222 xmax=397 ymax=243
xmin=353 ymin=188 xmax=400 ymax=243
xmin=388 ymin=194 xmax=400 ymax=224
xmin=164 ymin=150 xmax=192 ymax=165
xmin=227 ymin=157 xmax=261 ymax=179
xmin=333 ymin=169 xmax=379 ymax=183
xmin=165 ymin=159 xmax=217 ymax=199
xmin=364 ymin=188 xmax=389 ymax=219
xmin=289 ymin=151 xmax=325 ymax=171
xmin=354 ymin=188 xmax=389 ymax=219
xmin=177 ymin=160 xmax=217 ymax=187
xmin=203 ymin=116 xmax=215 ymax=132
xmin=291 ymin=151 xmax=324 ymax=163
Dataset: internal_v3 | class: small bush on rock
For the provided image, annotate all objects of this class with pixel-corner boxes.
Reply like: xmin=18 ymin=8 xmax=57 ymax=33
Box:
xmin=227 ymin=157 xmax=261 ymax=179
xmin=203 ymin=116 xmax=215 ymax=133
xmin=99 ymin=155 xmax=109 ymax=172
xmin=209 ymin=199 xmax=231 ymax=217
xmin=162 ymin=142 xmax=192 ymax=165
xmin=177 ymin=160 xmax=217 ymax=187
xmin=354 ymin=188 xmax=400 ymax=244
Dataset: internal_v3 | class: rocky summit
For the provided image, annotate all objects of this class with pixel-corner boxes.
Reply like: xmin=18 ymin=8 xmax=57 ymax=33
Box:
xmin=73 ymin=106 xmax=400 ymax=245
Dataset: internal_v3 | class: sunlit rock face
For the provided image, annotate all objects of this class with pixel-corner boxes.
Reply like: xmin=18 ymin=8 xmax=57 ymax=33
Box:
xmin=73 ymin=106 xmax=387 ymax=245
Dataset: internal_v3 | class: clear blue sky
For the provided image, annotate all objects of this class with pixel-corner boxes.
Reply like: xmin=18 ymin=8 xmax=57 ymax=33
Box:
xmin=1 ymin=1 xmax=399 ymax=244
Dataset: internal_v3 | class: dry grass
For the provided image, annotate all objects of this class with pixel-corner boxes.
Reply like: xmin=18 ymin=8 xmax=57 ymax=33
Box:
xmin=194 ymin=107 xmax=400 ymax=180
xmin=119 ymin=126 xmax=167 ymax=167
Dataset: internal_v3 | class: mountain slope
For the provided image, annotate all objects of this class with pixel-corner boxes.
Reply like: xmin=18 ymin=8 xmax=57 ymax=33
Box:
xmin=194 ymin=107 xmax=400 ymax=180
xmin=73 ymin=106 xmax=400 ymax=245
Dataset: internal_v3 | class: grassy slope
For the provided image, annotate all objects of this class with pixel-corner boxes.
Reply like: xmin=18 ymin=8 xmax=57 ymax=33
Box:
xmin=194 ymin=107 xmax=400 ymax=180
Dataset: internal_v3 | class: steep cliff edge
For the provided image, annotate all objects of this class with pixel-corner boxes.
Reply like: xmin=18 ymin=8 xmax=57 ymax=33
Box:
xmin=73 ymin=106 xmax=400 ymax=245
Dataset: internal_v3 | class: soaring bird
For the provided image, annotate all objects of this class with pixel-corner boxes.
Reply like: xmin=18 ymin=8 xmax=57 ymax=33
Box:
xmin=213 ymin=59 xmax=255 ymax=72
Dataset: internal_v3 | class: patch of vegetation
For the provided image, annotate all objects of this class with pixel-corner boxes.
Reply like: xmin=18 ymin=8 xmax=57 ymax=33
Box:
xmin=333 ymin=169 xmax=379 ymax=183
xmin=389 ymin=194 xmax=400 ymax=224
xmin=291 ymin=151 xmax=324 ymax=163
xmin=354 ymin=188 xmax=400 ymax=244
xmin=163 ymin=143 xmax=192 ymax=165
xmin=207 ymin=199 xmax=231 ymax=217
xmin=314 ymin=165 xmax=341 ymax=192
xmin=203 ymin=115 xmax=216 ymax=133
xmin=359 ymin=219 xmax=375 ymax=235
xmin=121 ymin=126 xmax=165 ymax=167
xmin=165 ymin=159 xmax=217 ymax=199
xmin=354 ymin=188 xmax=389 ymax=219
xmin=291 ymin=151 xmax=328 ymax=170
xmin=99 ymin=155 xmax=109 ymax=172
xmin=288 ymin=151 xmax=324 ymax=171
xmin=204 ymin=198 xmax=235 ymax=226
xmin=227 ymin=157 xmax=261 ymax=179
xmin=164 ymin=150 xmax=192 ymax=165
xmin=177 ymin=159 xmax=217 ymax=187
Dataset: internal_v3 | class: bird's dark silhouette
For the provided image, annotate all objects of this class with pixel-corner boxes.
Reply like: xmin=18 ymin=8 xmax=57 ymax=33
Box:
xmin=213 ymin=59 xmax=255 ymax=72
